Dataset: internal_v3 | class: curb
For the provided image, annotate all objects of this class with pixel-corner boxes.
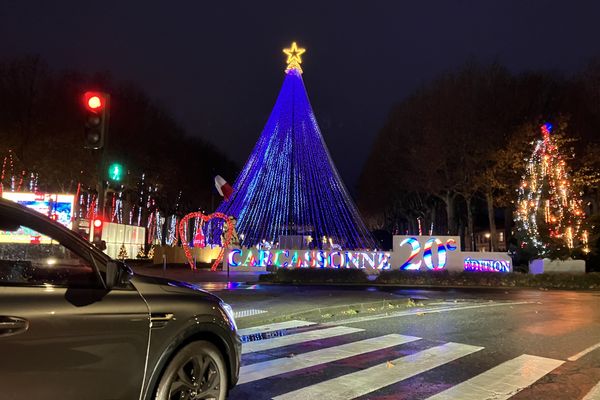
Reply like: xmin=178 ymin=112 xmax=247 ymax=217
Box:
xmin=255 ymin=280 xmax=600 ymax=291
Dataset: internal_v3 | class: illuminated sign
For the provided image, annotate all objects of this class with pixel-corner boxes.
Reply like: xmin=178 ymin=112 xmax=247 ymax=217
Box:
xmin=225 ymin=237 xmax=513 ymax=273
xmin=464 ymin=258 xmax=511 ymax=273
xmin=394 ymin=235 xmax=460 ymax=271
xmin=227 ymin=249 xmax=392 ymax=270
xmin=1 ymin=192 xmax=75 ymax=244
xmin=2 ymin=192 xmax=74 ymax=229
xmin=393 ymin=236 xmax=512 ymax=273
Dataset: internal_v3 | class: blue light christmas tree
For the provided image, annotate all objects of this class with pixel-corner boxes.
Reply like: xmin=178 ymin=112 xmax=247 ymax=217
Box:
xmin=214 ymin=42 xmax=375 ymax=250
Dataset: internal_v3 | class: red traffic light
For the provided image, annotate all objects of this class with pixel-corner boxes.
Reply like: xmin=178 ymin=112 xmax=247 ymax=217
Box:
xmin=93 ymin=218 xmax=103 ymax=228
xmin=83 ymin=92 xmax=106 ymax=112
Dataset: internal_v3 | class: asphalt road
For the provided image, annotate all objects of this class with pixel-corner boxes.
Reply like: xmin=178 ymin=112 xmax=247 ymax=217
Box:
xmin=132 ymin=266 xmax=600 ymax=399
xmin=217 ymin=285 xmax=600 ymax=399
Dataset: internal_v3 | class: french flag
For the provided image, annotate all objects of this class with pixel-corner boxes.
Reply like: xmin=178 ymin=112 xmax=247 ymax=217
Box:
xmin=214 ymin=175 xmax=233 ymax=201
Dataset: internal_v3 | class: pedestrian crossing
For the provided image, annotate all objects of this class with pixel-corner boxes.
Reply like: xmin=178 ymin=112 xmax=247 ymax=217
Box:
xmin=583 ymin=381 xmax=600 ymax=400
xmin=426 ymin=354 xmax=564 ymax=400
xmin=234 ymin=321 xmax=595 ymax=400
xmin=274 ymin=342 xmax=483 ymax=400
xmin=239 ymin=334 xmax=420 ymax=384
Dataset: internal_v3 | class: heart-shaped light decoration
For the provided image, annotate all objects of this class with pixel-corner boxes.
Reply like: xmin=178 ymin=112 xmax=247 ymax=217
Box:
xmin=178 ymin=211 xmax=234 ymax=271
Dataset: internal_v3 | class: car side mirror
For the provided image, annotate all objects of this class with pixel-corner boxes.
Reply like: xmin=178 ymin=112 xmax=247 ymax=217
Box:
xmin=105 ymin=261 xmax=132 ymax=289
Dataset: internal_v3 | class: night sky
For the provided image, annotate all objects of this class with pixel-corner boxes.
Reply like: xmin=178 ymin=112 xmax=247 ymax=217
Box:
xmin=2 ymin=1 xmax=600 ymax=191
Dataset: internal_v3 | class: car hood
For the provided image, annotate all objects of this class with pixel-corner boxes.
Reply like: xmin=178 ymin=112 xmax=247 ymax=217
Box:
xmin=130 ymin=273 xmax=223 ymax=303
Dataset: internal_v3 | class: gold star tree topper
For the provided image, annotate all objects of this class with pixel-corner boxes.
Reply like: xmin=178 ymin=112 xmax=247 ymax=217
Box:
xmin=283 ymin=42 xmax=306 ymax=73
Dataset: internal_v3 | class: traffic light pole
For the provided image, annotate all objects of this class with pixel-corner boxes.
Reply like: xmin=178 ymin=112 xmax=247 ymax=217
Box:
xmin=97 ymin=150 xmax=107 ymax=219
xmin=84 ymin=93 xmax=110 ymax=220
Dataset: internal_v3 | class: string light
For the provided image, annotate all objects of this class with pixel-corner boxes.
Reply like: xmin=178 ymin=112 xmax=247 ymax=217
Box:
xmin=283 ymin=42 xmax=306 ymax=73
xmin=211 ymin=44 xmax=375 ymax=250
xmin=179 ymin=211 xmax=234 ymax=271
xmin=515 ymin=123 xmax=585 ymax=255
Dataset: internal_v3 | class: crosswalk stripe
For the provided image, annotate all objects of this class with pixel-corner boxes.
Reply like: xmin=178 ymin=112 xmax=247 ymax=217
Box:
xmin=567 ymin=341 xmax=600 ymax=361
xmin=237 ymin=320 xmax=315 ymax=337
xmin=583 ymin=381 xmax=600 ymax=400
xmin=273 ymin=342 xmax=483 ymax=400
xmin=238 ymin=333 xmax=420 ymax=385
xmin=426 ymin=354 xmax=564 ymax=400
xmin=242 ymin=326 xmax=364 ymax=354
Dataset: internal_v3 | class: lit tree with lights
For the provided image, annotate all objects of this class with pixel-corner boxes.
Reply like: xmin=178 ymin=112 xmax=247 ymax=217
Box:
xmin=515 ymin=123 xmax=586 ymax=258
xmin=212 ymin=43 xmax=375 ymax=249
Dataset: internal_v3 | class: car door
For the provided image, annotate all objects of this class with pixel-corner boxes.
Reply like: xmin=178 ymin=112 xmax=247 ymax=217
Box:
xmin=0 ymin=210 xmax=150 ymax=400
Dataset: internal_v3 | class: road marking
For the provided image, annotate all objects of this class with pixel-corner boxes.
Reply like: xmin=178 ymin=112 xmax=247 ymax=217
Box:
xmin=323 ymin=301 xmax=533 ymax=327
xmin=237 ymin=320 xmax=315 ymax=336
xmin=238 ymin=333 xmax=420 ymax=385
xmin=234 ymin=309 xmax=267 ymax=318
xmin=273 ymin=342 xmax=483 ymax=400
xmin=426 ymin=354 xmax=564 ymax=400
xmin=567 ymin=342 xmax=600 ymax=362
xmin=583 ymin=381 xmax=600 ymax=400
xmin=242 ymin=326 xmax=364 ymax=354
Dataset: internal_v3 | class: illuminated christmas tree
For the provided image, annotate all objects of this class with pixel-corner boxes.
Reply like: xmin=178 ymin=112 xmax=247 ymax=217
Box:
xmin=118 ymin=244 xmax=129 ymax=260
xmin=147 ymin=244 xmax=156 ymax=260
xmin=136 ymin=245 xmax=146 ymax=259
xmin=212 ymin=43 xmax=375 ymax=249
xmin=515 ymin=123 xmax=585 ymax=257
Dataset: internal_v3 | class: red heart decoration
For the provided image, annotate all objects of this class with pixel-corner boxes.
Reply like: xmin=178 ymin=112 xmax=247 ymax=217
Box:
xmin=178 ymin=211 xmax=235 ymax=271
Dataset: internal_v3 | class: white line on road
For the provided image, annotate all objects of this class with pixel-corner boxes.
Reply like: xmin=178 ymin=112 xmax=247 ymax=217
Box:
xmin=583 ymin=381 xmax=600 ymax=400
xmin=567 ymin=341 xmax=600 ymax=362
xmin=238 ymin=333 xmax=420 ymax=385
xmin=323 ymin=301 xmax=534 ymax=327
xmin=273 ymin=342 xmax=483 ymax=400
xmin=242 ymin=326 xmax=364 ymax=354
xmin=237 ymin=320 xmax=315 ymax=337
xmin=426 ymin=354 xmax=564 ymax=400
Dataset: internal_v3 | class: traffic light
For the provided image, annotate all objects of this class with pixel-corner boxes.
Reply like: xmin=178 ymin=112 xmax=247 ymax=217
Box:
xmin=91 ymin=218 xmax=106 ymax=250
xmin=92 ymin=218 xmax=103 ymax=240
xmin=108 ymin=162 xmax=123 ymax=181
xmin=83 ymin=91 xmax=109 ymax=149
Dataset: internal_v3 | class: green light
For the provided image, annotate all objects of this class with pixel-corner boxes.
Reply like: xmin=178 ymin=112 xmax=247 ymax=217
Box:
xmin=108 ymin=162 xmax=123 ymax=181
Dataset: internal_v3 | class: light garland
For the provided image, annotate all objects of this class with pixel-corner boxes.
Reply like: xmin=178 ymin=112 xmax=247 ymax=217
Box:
xmin=211 ymin=43 xmax=376 ymax=250
xmin=178 ymin=211 xmax=234 ymax=271
xmin=283 ymin=42 xmax=306 ymax=73
xmin=165 ymin=215 xmax=178 ymax=246
xmin=515 ymin=123 xmax=585 ymax=255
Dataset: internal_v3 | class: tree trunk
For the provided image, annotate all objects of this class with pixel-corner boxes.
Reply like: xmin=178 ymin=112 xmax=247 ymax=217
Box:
xmin=504 ymin=205 xmax=513 ymax=250
xmin=429 ymin=205 xmax=436 ymax=235
xmin=408 ymin=218 xmax=416 ymax=235
xmin=485 ymin=190 xmax=498 ymax=251
xmin=444 ymin=193 xmax=457 ymax=235
xmin=465 ymin=196 xmax=474 ymax=251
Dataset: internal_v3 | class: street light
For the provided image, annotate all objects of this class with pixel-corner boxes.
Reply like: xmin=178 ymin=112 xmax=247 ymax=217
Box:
xmin=484 ymin=232 xmax=491 ymax=252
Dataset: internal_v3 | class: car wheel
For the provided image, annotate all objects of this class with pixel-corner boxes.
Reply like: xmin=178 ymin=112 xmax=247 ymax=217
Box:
xmin=155 ymin=341 xmax=228 ymax=400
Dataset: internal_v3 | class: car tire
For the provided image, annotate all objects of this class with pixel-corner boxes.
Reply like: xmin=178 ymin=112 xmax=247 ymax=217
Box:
xmin=155 ymin=341 xmax=228 ymax=400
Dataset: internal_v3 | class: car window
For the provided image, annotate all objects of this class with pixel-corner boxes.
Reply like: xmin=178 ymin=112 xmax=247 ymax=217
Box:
xmin=0 ymin=224 xmax=99 ymax=288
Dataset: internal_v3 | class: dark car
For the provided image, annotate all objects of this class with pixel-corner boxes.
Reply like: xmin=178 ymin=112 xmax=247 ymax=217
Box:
xmin=0 ymin=198 xmax=241 ymax=400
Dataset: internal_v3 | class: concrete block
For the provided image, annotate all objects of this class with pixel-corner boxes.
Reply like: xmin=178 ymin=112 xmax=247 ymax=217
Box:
xmin=529 ymin=258 xmax=586 ymax=274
